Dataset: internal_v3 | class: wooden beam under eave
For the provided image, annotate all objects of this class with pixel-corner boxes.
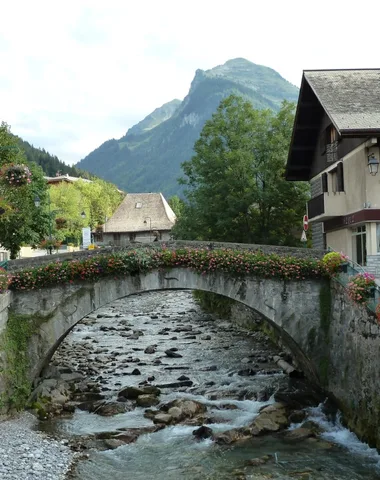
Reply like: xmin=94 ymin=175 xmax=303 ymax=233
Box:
xmin=295 ymin=125 xmax=320 ymax=130
xmin=291 ymin=146 xmax=314 ymax=151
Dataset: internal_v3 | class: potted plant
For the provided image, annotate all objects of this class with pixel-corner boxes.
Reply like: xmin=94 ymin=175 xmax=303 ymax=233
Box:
xmin=1 ymin=163 xmax=32 ymax=187
xmin=347 ymin=272 xmax=376 ymax=304
xmin=322 ymin=251 xmax=349 ymax=276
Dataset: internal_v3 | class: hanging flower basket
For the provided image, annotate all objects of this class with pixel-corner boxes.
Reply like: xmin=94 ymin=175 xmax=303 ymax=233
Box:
xmin=1 ymin=163 xmax=32 ymax=187
xmin=55 ymin=217 xmax=68 ymax=230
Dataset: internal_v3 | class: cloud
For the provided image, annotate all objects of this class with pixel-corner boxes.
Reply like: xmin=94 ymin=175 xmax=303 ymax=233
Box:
xmin=0 ymin=0 xmax=378 ymax=165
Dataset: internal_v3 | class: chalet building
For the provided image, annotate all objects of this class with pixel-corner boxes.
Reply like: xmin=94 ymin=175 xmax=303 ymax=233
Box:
xmin=286 ymin=69 xmax=380 ymax=274
xmin=101 ymin=192 xmax=176 ymax=246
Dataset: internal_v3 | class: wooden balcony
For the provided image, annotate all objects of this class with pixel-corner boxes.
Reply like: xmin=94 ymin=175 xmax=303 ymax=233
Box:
xmin=308 ymin=194 xmax=324 ymax=219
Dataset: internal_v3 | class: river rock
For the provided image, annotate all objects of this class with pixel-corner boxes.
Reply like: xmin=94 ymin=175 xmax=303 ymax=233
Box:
xmin=136 ymin=394 xmax=160 ymax=407
xmin=246 ymin=454 xmax=273 ymax=466
xmin=153 ymin=413 xmax=173 ymax=425
xmin=288 ymin=410 xmax=307 ymax=424
xmin=144 ymin=345 xmax=157 ymax=354
xmin=283 ymin=427 xmax=315 ymax=441
xmin=118 ymin=385 xmax=161 ymax=399
xmin=165 ymin=349 xmax=183 ymax=358
xmin=249 ymin=403 xmax=289 ymax=435
xmin=95 ymin=401 xmax=134 ymax=416
xmin=155 ymin=380 xmax=193 ymax=388
xmin=192 ymin=425 xmax=213 ymax=440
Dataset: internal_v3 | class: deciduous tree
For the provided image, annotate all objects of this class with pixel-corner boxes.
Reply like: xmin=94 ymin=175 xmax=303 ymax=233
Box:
xmin=172 ymin=96 xmax=309 ymax=246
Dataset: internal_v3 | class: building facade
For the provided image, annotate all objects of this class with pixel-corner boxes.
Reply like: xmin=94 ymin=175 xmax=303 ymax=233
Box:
xmin=286 ymin=69 xmax=380 ymax=275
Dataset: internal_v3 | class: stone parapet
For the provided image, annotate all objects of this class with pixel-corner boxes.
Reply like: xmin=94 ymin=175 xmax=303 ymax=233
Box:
xmin=7 ymin=241 xmax=326 ymax=272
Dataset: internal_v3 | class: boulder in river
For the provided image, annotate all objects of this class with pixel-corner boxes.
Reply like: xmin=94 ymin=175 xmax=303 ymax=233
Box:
xmin=136 ymin=395 xmax=160 ymax=407
xmin=192 ymin=425 xmax=213 ymax=440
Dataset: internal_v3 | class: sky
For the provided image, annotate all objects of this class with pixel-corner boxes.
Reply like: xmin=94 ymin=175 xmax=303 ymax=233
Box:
xmin=0 ymin=0 xmax=378 ymax=165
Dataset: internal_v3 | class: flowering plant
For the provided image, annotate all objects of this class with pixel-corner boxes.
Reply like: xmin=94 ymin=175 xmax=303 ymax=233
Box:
xmin=0 ymin=267 xmax=8 ymax=293
xmin=322 ymin=251 xmax=348 ymax=275
xmin=347 ymin=272 xmax=376 ymax=304
xmin=39 ymin=238 xmax=62 ymax=253
xmin=1 ymin=163 xmax=32 ymax=187
xmin=8 ymin=247 xmax=326 ymax=291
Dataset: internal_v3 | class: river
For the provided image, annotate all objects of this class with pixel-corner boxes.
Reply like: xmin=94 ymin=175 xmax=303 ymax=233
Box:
xmin=36 ymin=290 xmax=380 ymax=480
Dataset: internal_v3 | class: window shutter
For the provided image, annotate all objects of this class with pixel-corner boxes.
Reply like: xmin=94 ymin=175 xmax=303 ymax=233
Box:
xmin=322 ymin=173 xmax=328 ymax=193
xmin=337 ymin=162 xmax=344 ymax=192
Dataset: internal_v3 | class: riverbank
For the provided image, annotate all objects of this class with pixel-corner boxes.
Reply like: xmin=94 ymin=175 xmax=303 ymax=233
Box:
xmin=0 ymin=412 xmax=75 ymax=479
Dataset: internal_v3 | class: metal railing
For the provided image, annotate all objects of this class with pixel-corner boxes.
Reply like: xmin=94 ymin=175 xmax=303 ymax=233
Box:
xmin=0 ymin=260 xmax=8 ymax=270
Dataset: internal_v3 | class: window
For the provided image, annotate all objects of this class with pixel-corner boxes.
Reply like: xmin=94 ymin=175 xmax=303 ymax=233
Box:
xmin=352 ymin=225 xmax=366 ymax=266
xmin=376 ymin=224 xmax=380 ymax=253
xmin=321 ymin=124 xmax=339 ymax=162
xmin=329 ymin=162 xmax=344 ymax=193
xmin=322 ymin=172 xmax=328 ymax=192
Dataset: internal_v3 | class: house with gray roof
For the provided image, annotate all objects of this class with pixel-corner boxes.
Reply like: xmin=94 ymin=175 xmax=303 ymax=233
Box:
xmin=286 ymin=69 xmax=380 ymax=275
xmin=101 ymin=192 xmax=176 ymax=246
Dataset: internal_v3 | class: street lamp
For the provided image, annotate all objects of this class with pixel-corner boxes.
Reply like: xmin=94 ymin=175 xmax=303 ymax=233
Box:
xmin=368 ymin=153 xmax=380 ymax=176
xmin=144 ymin=217 xmax=152 ymax=242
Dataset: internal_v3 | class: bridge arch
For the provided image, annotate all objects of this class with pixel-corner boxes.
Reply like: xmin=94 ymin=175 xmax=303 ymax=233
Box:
xmin=7 ymin=267 xmax=325 ymax=385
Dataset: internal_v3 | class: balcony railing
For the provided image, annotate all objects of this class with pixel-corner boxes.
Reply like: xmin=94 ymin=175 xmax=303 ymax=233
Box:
xmin=308 ymin=194 xmax=324 ymax=219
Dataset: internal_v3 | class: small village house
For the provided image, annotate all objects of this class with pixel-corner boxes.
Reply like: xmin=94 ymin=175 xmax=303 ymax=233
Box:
xmin=101 ymin=192 xmax=176 ymax=246
xmin=286 ymin=69 xmax=380 ymax=275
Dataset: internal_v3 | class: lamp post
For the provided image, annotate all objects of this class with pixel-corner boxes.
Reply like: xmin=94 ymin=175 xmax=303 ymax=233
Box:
xmin=81 ymin=210 xmax=94 ymax=244
xmin=144 ymin=217 xmax=152 ymax=242
xmin=368 ymin=153 xmax=380 ymax=176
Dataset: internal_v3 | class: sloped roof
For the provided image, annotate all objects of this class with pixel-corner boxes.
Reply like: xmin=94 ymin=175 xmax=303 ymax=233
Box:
xmin=45 ymin=174 xmax=92 ymax=184
xmin=103 ymin=193 xmax=176 ymax=233
xmin=304 ymin=69 xmax=380 ymax=133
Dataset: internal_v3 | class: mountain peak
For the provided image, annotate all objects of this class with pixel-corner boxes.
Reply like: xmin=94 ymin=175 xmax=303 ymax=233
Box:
xmin=76 ymin=58 xmax=299 ymax=197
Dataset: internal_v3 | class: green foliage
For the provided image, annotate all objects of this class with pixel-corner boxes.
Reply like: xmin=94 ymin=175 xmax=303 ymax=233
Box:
xmin=168 ymin=195 xmax=184 ymax=218
xmin=193 ymin=291 xmax=234 ymax=317
xmin=173 ymin=95 xmax=309 ymax=245
xmin=322 ymin=251 xmax=348 ymax=276
xmin=46 ymin=178 xmax=123 ymax=244
xmin=0 ymin=122 xmax=50 ymax=258
xmin=8 ymin=247 xmax=327 ymax=291
xmin=76 ymin=59 xmax=299 ymax=197
xmin=16 ymin=136 xmax=90 ymax=178
xmin=0 ymin=314 xmax=35 ymax=409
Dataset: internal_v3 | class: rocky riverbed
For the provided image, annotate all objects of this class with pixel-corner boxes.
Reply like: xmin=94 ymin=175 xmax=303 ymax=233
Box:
xmin=22 ymin=290 xmax=380 ymax=479
xmin=0 ymin=412 xmax=74 ymax=479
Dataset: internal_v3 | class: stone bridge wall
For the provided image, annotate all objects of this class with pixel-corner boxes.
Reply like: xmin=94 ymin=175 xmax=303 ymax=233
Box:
xmin=2 ymin=259 xmax=380 ymax=448
xmin=7 ymin=240 xmax=326 ymax=272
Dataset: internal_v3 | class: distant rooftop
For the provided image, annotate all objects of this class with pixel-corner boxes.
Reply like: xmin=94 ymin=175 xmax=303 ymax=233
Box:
xmin=104 ymin=192 xmax=176 ymax=233
xmin=45 ymin=174 xmax=92 ymax=184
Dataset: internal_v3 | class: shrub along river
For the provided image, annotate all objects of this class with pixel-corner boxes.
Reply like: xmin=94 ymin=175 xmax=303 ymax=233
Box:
xmin=34 ymin=291 xmax=380 ymax=480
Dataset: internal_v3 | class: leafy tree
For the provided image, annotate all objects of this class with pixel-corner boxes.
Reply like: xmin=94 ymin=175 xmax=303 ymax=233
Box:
xmin=0 ymin=122 xmax=50 ymax=258
xmin=48 ymin=178 xmax=123 ymax=244
xmin=168 ymin=195 xmax=184 ymax=218
xmin=172 ymin=95 xmax=309 ymax=246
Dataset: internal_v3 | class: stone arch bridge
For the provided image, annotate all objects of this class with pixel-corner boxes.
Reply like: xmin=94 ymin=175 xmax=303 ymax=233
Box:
xmin=0 ymin=241 xmax=380 ymax=448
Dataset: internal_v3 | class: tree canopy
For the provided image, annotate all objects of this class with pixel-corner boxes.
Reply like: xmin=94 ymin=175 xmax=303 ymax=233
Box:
xmin=172 ymin=95 xmax=309 ymax=246
xmin=0 ymin=122 xmax=50 ymax=258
